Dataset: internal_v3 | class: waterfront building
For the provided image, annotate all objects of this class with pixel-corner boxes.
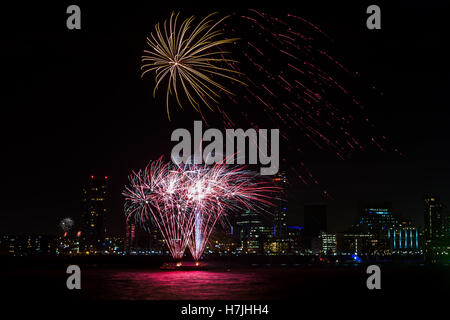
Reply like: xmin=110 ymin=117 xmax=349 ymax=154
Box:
xmin=424 ymin=196 xmax=450 ymax=256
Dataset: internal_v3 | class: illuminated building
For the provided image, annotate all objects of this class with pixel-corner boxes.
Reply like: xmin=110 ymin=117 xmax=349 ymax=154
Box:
xmin=146 ymin=226 xmax=165 ymax=254
xmin=0 ymin=236 xmax=8 ymax=255
xmin=226 ymin=171 xmax=286 ymax=255
xmin=388 ymin=219 xmax=421 ymax=254
xmin=81 ymin=175 xmax=108 ymax=253
xmin=287 ymin=226 xmax=304 ymax=254
xmin=358 ymin=207 xmax=398 ymax=231
xmin=269 ymin=172 xmax=289 ymax=253
xmin=351 ymin=205 xmax=398 ymax=254
xmin=133 ymin=227 xmax=165 ymax=255
xmin=337 ymin=232 xmax=374 ymax=255
xmin=206 ymin=224 xmax=238 ymax=255
xmin=57 ymin=233 xmax=72 ymax=255
xmin=344 ymin=205 xmax=421 ymax=255
xmin=125 ymin=219 xmax=136 ymax=254
xmin=107 ymin=236 xmax=126 ymax=254
xmin=272 ymin=172 xmax=288 ymax=239
xmin=236 ymin=209 xmax=272 ymax=254
xmin=0 ymin=235 xmax=53 ymax=256
xmin=319 ymin=231 xmax=337 ymax=255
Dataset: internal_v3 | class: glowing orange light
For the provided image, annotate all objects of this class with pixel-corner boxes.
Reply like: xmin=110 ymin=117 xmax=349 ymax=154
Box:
xmin=63 ymin=232 xmax=68 ymax=237
xmin=195 ymin=262 xmax=199 ymax=266
xmin=176 ymin=262 xmax=182 ymax=267
xmin=76 ymin=231 xmax=81 ymax=237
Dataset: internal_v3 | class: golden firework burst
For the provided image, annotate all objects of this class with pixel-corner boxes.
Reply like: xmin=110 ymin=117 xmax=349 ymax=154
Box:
xmin=141 ymin=12 xmax=245 ymax=119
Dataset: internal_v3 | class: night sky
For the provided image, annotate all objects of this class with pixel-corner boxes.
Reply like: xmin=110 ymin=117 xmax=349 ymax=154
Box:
xmin=1 ymin=2 xmax=449 ymax=235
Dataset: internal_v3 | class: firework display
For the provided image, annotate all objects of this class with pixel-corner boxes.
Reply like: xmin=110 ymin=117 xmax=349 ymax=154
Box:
xmin=123 ymin=158 xmax=277 ymax=260
xmin=141 ymin=10 xmax=398 ymax=189
xmin=132 ymin=10 xmax=398 ymax=260
xmin=141 ymin=12 xmax=245 ymax=119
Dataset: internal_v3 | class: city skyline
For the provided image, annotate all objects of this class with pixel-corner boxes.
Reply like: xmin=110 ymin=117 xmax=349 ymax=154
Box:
xmin=3 ymin=191 xmax=447 ymax=258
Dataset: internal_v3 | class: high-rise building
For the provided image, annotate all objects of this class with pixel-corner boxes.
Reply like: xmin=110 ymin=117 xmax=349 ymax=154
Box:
xmin=272 ymin=172 xmax=288 ymax=239
xmin=81 ymin=175 xmax=108 ymax=253
xmin=304 ymin=204 xmax=327 ymax=236
xmin=270 ymin=172 xmax=289 ymax=253
xmin=424 ymin=196 xmax=450 ymax=256
xmin=353 ymin=205 xmax=398 ymax=254
xmin=388 ymin=219 xmax=421 ymax=254
xmin=424 ymin=196 xmax=448 ymax=240
xmin=287 ymin=226 xmax=304 ymax=254
xmin=206 ymin=224 xmax=238 ymax=255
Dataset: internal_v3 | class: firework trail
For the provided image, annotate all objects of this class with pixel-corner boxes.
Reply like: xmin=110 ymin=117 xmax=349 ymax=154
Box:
xmin=219 ymin=9 xmax=400 ymax=188
xmin=123 ymin=157 xmax=278 ymax=260
xmin=123 ymin=158 xmax=192 ymax=260
xmin=141 ymin=11 xmax=245 ymax=120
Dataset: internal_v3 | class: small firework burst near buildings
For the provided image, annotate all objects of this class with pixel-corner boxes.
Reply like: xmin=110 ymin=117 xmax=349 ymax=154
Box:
xmin=122 ymin=158 xmax=279 ymax=261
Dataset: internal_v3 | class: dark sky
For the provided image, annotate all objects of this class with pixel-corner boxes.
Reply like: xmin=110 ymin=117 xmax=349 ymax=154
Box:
xmin=1 ymin=2 xmax=449 ymax=235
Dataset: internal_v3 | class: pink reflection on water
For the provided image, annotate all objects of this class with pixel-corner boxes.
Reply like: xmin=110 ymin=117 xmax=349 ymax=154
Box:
xmin=95 ymin=270 xmax=274 ymax=300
